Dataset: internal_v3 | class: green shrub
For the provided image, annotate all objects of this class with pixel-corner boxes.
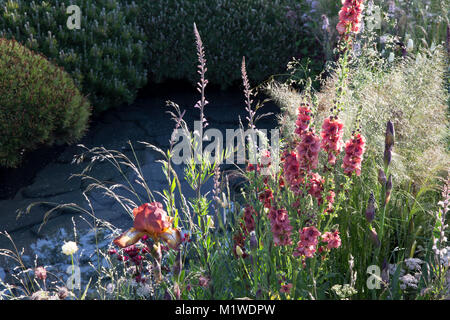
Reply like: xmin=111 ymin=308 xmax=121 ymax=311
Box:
xmin=0 ymin=0 xmax=147 ymax=113
xmin=0 ymin=38 xmax=91 ymax=168
xmin=140 ymin=0 xmax=320 ymax=89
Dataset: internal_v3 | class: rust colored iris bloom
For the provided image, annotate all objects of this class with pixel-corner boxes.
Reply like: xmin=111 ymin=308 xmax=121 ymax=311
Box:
xmin=114 ymin=202 xmax=181 ymax=249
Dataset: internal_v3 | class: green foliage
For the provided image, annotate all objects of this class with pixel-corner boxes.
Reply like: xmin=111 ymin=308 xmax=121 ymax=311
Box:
xmin=139 ymin=0 xmax=320 ymax=89
xmin=0 ymin=0 xmax=148 ymax=113
xmin=0 ymin=38 xmax=91 ymax=167
xmin=304 ymin=0 xmax=449 ymax=60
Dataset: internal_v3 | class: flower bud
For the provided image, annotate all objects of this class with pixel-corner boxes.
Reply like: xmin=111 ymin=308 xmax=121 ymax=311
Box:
xmin=383 ymin=147 xmax=392 ymax=168
xmin=365 ymin=192 xmax=376 ymax=223
xmin=173 ymin=282 xmax=181 ymax=300
xmin=235 ymin=245 xmax=244 ymax=258
xmin=385 ymin=174 xmax=392 ymax=205
xmin=249 ymin=231 xmax=258 ymax=251
xmin=378 ymin=169 xmax=387 ymax=186
xmin=369 ymin=227 xmax=381 ymax=248
xmin=385 ymin=121 xmax=395 ymax=149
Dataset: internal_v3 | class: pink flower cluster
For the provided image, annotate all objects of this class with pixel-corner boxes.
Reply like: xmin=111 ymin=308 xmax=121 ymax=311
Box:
xmin=321 ymin=230 xmax=342 ymax=250
xmin=307 ymin=172 xmax=325 ymax=206
xmin=295 ymin=104 xmax=312 ymax=136
xmin=293 ymin=227 xmax=342 ymax=263
xmin=259 ymin=188 xmax=274 ymax=209
xmin=268 ymin=207 xmax=293 ymax=246
xmin=297 ymin=130 xmax=321 ymax=171
xmin=293 ymin=226 xmax=321 ymax=259
xmin=342 ymin=133 xmax=366 ymax=176
xmin=325 ymin=190 xmax=336 ymax=214
xmin=320 ymin=116 xmax=345 ymax=165
xmin=336 ymin=0 xmax=365 ymax=35
xmin=283 ymin=151 xmax=303 ymax=194
xmin=243 ymin=205 xmax=257 ymax=233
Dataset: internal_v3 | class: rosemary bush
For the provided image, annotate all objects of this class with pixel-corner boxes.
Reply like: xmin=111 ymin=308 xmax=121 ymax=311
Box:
xmin=140 ymin=0 xmax=320 ymax=89
xmin=0 ymin=38 xmax=91 ymax=168
xmin=0 ymin=0 xmax=147 ymax=113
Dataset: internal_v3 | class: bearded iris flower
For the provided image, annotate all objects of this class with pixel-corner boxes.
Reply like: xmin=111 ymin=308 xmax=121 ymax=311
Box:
xmin=114 ymin=202 xmax=181 ymax=250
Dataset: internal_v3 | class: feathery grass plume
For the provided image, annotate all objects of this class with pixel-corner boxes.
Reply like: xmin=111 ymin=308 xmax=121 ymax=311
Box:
xmin=193 ymin=22 xmax=209 ymax=129
xmin=263 ymin=80 xmax=304 ymax=145
xmin=316 ymin=47 xmax=450 ymax=186
xmin=242 ymin=57 xmax=256 ymax=130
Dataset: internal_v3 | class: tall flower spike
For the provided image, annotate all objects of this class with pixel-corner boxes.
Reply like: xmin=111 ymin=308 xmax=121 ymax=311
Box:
xmin=193 ymin=22 xmax=209 ymax=128
xmin=342 ymin=133 xmax=366 ymax=176
xmin=297 ymin=130 xmax=321 ymax=172
xmin=337 ymin=0 xmax=365 ymax=36
xmin=320 ymin=116 xmax=345 ymax=165
xmin=295 ymin=103 xmax=312 ymax=136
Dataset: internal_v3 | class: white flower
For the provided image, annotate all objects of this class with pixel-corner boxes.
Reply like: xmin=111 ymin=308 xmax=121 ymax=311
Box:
xmin=61 ymin=241 xmax=79 ymax=256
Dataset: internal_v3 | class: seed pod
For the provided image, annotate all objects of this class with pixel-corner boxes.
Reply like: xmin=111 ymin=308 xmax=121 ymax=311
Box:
xmin=365 ymin=192 xmax=376 ymax=223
